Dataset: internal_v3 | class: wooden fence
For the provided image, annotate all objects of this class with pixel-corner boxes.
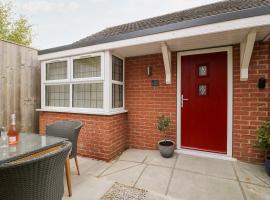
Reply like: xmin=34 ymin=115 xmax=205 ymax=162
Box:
xmin=0 ymin=40 xmax=40 ymax=132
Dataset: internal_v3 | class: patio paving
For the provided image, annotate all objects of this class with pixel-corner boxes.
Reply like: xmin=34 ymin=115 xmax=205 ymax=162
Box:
xmin=63 ymin=149 xmax=270 ymax=200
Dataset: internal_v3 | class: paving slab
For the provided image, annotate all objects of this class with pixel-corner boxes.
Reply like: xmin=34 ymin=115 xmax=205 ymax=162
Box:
xmin=145 ymin=191 xmax=181 ymax=200
xmin=101 ymin=160 xmax=141 ymax=176
xmin=70 ymin=156 xmax=112 ymax=177
xmin=241 ymin=182 xmax=270 ymax=200
xmin=234 ymin=161 xmax=270 ymax=187
xmin=63 ymin=176 xmax=114 ymax=200
xmin=144 ymin=150 xmax=177 ymax=168
xmin=136 ymin=165 xmax=173 ymax=195
xmin=119 ymin=148 xmax=149 ymax=162
xmin=167 ymin=169 xmax=244 ymax=200
xmin=101 ymin=163 xmax=146 ymax=186
xmin=175 ymin=154 xmax=236 ymax=180
xmin=62 ymin=152 xmax=270 ymax=200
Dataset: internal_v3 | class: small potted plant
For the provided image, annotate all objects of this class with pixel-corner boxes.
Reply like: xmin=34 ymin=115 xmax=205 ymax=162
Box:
xmin=255 ymin=121 xmax=270 ymax=176
xmin=157 ymin=115 xmax=174 ymax=158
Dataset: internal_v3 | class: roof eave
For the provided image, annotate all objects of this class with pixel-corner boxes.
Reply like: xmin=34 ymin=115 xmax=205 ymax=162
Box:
xmin=38 ymin=4 xmax=270 ymax=57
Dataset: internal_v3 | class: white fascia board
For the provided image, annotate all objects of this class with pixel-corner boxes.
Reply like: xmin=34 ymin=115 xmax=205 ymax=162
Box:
xmin=38 ymin=14 xmax=270 ymax=61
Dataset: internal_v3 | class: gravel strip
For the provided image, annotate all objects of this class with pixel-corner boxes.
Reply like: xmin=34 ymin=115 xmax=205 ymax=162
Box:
xmin=100 ymin=183 xmax=147 ymax=200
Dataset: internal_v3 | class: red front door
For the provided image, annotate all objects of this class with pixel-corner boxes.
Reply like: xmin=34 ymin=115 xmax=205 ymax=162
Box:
xmin=181 ymin=52 xmax=227 ymax=154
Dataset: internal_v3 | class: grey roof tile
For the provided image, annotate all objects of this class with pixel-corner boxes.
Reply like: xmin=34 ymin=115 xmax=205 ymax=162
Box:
xmin=39 ymin=0 xmax=270 ymax=55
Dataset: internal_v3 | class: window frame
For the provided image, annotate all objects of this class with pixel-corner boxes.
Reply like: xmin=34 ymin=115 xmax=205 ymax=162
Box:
xmin=40 ymin=51 xmax=127 ymax=115
xmin=111 ymin=54 xmax=125 ymax=110
xmin=71 ymin=81 xmax=104 ymax=110
xmin=71 ymin=52 xmax=104 ymax=82
xmin=42 ymin=58 xmax=70 ymax=84
xmin=41 ymin=52 xmax=105 ymax=113
xmin=44 ymin=83 xmax=71 ymax=108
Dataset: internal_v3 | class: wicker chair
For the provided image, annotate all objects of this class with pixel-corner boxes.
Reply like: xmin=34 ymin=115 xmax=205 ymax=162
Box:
xmin=0 ymin=141 xmax=72 ymax=200
xmin=46 ymin=121 xmax=83 ymax=175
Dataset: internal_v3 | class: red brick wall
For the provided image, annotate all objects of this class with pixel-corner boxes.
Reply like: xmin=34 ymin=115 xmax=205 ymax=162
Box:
xmin=39 ymin=41 xmax=269 ymax=163
xmin=125 ymin=42 xmax=270 ymax=163
xmin=125 ymin=53 xmax=177 ymax=149
xmin=233 ymin=41 xmax=270 ymax=163
xmin=39 ymin=112 xmax=128 ymax=161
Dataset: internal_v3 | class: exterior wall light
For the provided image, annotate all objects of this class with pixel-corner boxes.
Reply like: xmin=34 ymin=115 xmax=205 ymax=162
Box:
xmin=146 ymin=65 xmax=152 ymax=76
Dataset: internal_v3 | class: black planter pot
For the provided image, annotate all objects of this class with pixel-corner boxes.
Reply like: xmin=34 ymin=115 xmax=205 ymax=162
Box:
xmin=265 ymin=157 xmax=270 ymax=176
xmin=158 ymin=140 xmax=175 ymax=158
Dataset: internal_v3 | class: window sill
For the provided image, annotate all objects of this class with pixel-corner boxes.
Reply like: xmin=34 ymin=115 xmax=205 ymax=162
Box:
xmin=36 ymin=108 xmax=128 ymax=116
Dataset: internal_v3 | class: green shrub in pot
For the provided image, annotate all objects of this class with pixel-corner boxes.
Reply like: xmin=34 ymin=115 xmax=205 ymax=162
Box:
xmin=255 ymin=121 xmax=270 ymax=176
xmin=157 ymin=115 xmax=174 ymax=158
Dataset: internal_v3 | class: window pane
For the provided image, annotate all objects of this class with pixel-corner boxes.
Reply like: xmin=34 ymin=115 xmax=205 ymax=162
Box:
xmin=112 ymin=84 xmax=123 ymax=108
xmin=73 ymin=56 xmax=101 ymax=78
xmin=45 ymin=85 xmax=70 ymax=107
xmin=112 ymin=56 xmax=123 ymax=82
xmin=46 ymin=61 xmax=67 ymax=80
xmin=72 ymin=83 xmax=103 ymax=108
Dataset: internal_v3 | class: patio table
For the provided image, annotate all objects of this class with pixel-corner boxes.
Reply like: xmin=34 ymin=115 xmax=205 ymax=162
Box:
xmin=0 ymin=133 xmax=72 ymax=196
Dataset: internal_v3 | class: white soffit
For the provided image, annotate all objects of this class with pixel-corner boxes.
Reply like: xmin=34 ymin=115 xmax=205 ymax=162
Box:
xmin=38 ymin=15 xmax=270 ymax=60
xmin=113 ymin=25 xmax=270 ymax=57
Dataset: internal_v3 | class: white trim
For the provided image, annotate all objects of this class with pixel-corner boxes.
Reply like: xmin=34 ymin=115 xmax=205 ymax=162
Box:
xmin=42 ymin=58 xmax=70 ymax=84
xmin=40 ymin=50 xmax=127 ymax=115
xmin=36 ymin=108 xmax=128 ymax=115
xmin=227 ymin=47 xmax=233 ymax=157
xmin=41 ymin=52 xmax=106 ymax=113
xmin=175 ymin=149 xmax=237 ymax=161
xmin=70 ymin=52 xmax=105 ymax=82
xmin=161 ymin=42 xmax=172 ymax=84
xmin=176 ymin=46 xmax=233 ymax=158
xmin=111 ymin=54 xmax=125 ymax=110
xmin=104 ymin=50 xmax=112 ymax=113
xmin=41 ymin=57 xmax=71 ymax=108
xmin=38 ymin=14 xmax=270 ymax=61
xmin=112 ymin=80 xmax=124 ymax=85
xmin=69 ymin=84 xmax=72 ymax=108
xmin=240 ymin=30 xmax=256 ymax=81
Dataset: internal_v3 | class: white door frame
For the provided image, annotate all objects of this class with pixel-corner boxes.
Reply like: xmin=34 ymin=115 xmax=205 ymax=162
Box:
xmin=176 ymin=46 xmax=234 ymax=160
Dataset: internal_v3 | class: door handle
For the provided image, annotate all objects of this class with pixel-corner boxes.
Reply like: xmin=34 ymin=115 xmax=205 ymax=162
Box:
xmin=181 ymin=94 xmax=189 ymax=108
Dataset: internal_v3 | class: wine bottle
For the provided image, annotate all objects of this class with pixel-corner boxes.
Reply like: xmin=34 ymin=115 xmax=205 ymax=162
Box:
xmin=8 ymin=114 xmax=19 ymax=145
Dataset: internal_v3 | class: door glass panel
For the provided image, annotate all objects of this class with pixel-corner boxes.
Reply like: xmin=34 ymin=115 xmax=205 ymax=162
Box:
xmin=198 ymin=65 xmax=207 ymax=77
xmin=198 ymin=84 xmax=207 ymax=96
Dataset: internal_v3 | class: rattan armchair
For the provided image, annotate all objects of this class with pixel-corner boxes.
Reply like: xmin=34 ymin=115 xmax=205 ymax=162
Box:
xmin=46 ymin=120 xmax=83 ymax=175
xmin=0 ymin=141 xmax=72 ymax=200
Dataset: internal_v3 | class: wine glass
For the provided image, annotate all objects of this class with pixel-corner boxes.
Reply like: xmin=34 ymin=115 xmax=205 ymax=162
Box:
xmin=1 ymin=127 xmax=8 ymax=148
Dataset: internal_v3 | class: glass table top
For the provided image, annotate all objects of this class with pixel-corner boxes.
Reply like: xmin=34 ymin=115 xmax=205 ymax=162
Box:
xmin=0 ymin=133 xmax=66 ymax=164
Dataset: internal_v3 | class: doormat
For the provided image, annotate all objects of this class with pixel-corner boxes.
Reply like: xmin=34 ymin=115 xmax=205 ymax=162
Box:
xmin=100 ymin=182 xmax=175 ymax=200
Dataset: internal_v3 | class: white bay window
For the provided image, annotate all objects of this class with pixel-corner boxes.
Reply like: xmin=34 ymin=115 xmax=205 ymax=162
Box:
xmin=40 ymin=51 xmax=126 ymax=114
xmin=72 ymin=83 xmax=103 ymax=108
xmin=112 ymin=56 xmax=124 ymax=109
xmin=45 ymin=84 xmax=70 ymax=107
xmin=46 ymin=60 xmax=68 ymax=80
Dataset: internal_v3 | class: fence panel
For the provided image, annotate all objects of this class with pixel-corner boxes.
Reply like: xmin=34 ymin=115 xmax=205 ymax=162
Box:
xmin=0 ymin=40 xmax=40 ymax=132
